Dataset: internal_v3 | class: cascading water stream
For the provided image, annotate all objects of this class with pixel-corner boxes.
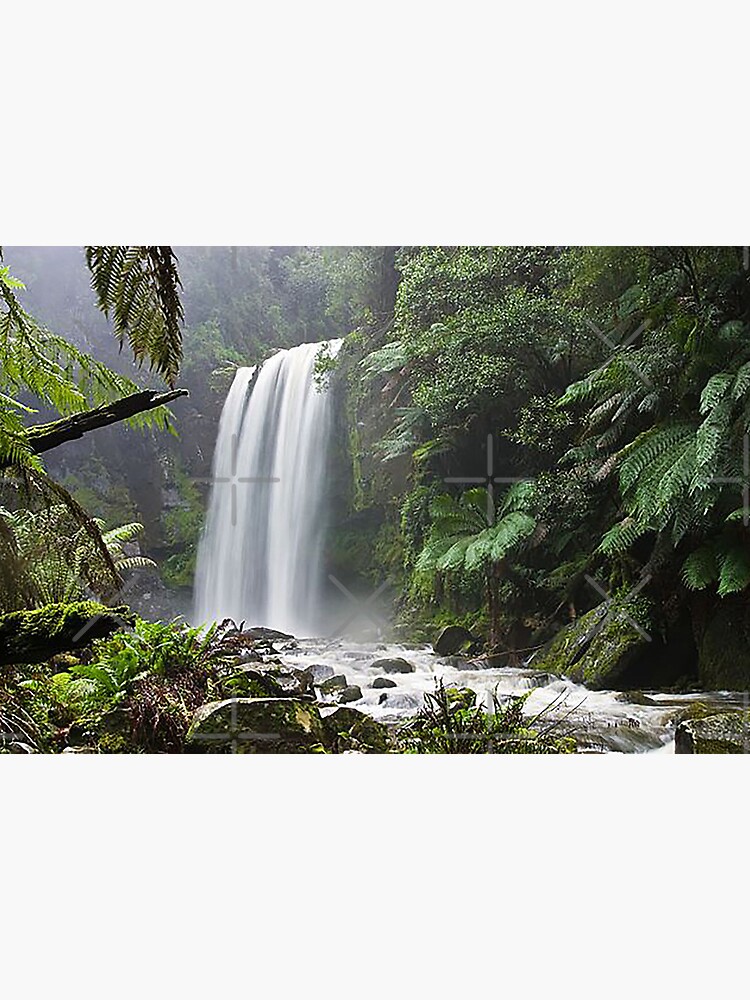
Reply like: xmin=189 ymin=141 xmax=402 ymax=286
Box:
xmin=194 ymin=339 xmax=342 ymax=635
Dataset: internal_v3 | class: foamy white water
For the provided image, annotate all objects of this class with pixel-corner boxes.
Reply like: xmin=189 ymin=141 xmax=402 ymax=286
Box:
xmin=194 ymin=340 xmax=342 ymax=634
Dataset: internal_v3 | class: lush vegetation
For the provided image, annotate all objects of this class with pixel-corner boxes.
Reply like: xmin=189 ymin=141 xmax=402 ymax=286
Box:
xmin=3 ymin=245 xmax=750 ymax=753
xmin=340 ymin=247 xmax=750 ymax=688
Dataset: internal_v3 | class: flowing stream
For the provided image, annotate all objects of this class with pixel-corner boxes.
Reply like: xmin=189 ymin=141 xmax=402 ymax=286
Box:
xmin=194 ymin=339 xmax=342 ymax=635
xmin=279 ymin=637 xmax=745 ymax=753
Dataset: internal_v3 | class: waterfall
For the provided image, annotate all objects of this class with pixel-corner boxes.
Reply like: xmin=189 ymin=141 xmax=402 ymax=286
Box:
xmin=194 ymin=339 xmax=342 ymax=635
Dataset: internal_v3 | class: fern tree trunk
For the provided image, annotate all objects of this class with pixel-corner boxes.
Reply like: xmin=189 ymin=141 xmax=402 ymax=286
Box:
xmin=486 ymin=566 xmax=503 ymax=651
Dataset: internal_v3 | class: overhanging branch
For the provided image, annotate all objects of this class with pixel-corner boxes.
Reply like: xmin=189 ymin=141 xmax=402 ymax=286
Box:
xmin=1 ymin=388 xmax=189 ymax=468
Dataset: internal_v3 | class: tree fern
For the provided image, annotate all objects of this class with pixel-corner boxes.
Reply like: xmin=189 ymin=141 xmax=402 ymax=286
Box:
xmin=0 ymin=469 xmax=130 ymax=611
xmin=619 ymin=424 xmax=694 ymax=494
xmin=732 ymin=360 xmax=750 ymax=402
xmin=100 ymin=521 xmax=156 ymax=572
xmin=700 ymin=372 xmax=733 ymax=415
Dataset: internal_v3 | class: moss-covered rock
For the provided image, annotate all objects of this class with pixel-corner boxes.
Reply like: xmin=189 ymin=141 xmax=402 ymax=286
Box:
xmin=443 ymin=686 xmax=477 ymax=711
xmin=675 ymin=712 xmax=750 ymax=753
xmin=530 ymin=597 xmax=655 ymax=690
xmin=186 ymin=698 xmax=327 ymax=753
xmin=0 ymin=602 xmax=134 ymax=667
xmin=322 ymin=706 xmax=389 ymax=753
xmin=433 ymin=625 xmax=477 ymax=656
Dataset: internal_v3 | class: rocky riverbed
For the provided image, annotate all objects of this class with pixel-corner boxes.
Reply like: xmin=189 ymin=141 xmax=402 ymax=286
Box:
xmin=252 ymin=634 xmax=748 ymax=753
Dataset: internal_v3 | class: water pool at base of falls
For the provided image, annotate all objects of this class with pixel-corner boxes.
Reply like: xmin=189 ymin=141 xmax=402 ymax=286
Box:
xmin=277 ymin=638 xmax=746 ymax=753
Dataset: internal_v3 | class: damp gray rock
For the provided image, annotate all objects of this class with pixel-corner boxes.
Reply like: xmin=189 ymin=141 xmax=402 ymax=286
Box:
xmin=336 ymin=684 xmax=363 ymax=704
xmin=371 ymin=676 xmax=397 ymax=688
xmin=370 ymin=656 xmax=415 ymax=674
xmin=309 ymin=663 xmax=335 ymax=682
xmin=318 ymin=674 xmax=348 ymax=694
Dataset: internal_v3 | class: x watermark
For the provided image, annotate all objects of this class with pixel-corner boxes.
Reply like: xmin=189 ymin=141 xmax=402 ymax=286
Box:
xmin=445 ymin=432 xmax=531 ymax=525
xmin=71 ymin=569 xmax=145 ymax=644
xmin=710 ymin=433 xmax=750 ymax=527
xmin=586 ymin=318 xmax=652 ymax=388
xmin=193 ymin=432 xmax=280 ymax=527
xmin=327 ymin=575 xmax=391 ymax=639
xmin=584 ymin=572 xmax=652 ymax=642
xmin=191 ymin=697 xmax=280 ymax=753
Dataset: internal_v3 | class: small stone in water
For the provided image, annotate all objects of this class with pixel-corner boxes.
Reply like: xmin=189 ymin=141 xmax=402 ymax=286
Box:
xmin=318 ymin=674 xmax=348 ymax=694
xmin=371 ymin=676 xmax=397 ymax=688
xmin=371 ymin=657 xmax=415 ymax=674
xmin=337 ymin=685 xmax=363 ymax=704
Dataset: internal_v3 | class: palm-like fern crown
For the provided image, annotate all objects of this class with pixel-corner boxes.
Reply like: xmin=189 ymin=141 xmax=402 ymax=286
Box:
xmin=416 ymin=486 xmax=536 ymax=585
xmin=0 ymin=470 xmax=122 ymax=610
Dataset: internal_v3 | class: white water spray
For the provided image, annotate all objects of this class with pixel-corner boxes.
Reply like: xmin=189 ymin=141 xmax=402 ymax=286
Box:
xmin=194 ymin=339 xmax=342 ymax=634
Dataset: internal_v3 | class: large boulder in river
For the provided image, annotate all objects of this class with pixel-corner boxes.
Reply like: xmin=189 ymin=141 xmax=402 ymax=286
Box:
xmin=530 ymin=596 xmax=659 ymax=690
xmin=675 ymin=712 xmax=750 ymax=754
xmin=309 ymin=663 xmax=335 ymax=683
xmin=186 ymin=698 xmax=326 ymax=753
xmin=433 ymin=625 xmax=477 ymax=656
xmin=323 ymin=707 xmax=389 ymax=753
xmin=242 ymin=626 xmax=295 ymax=642
xmin=370 ymin=656 xmax=415 ymax=674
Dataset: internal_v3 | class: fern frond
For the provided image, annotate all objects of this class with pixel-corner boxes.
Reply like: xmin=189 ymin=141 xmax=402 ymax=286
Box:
xmin=682 ymin=544 xmax=719 ymax=590
xmin=700 ymin=372 xmax=732 ymax=415
xmin=85 ymin=246 xmax=184 ymax=386
xmin=717 ymin=544 xmax=750 ymax=597
xmin=598 ymin=516 xmax=652 ymax=556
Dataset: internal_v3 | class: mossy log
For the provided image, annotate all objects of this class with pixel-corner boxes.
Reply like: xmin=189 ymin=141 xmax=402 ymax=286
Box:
xmin=0 ymin=602 xmax=134 ymax=666
xmin=0 ymin=389 xmax=188 ymax=469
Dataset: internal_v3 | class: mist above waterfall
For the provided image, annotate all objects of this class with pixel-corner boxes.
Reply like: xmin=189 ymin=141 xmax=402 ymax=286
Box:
xmin=194 ymin=339 xmax=343 ymax=635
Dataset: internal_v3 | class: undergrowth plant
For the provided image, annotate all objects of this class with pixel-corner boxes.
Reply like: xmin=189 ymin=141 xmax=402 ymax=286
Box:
xmin=395 ymin=679 xmax=576 ymax=754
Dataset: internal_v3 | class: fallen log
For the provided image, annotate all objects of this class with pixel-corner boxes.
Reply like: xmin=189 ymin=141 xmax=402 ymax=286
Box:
xmin=0 ymin=388 xmax=189 ymax=468
xmin=0 ymin=602 xmax=134 ymax=667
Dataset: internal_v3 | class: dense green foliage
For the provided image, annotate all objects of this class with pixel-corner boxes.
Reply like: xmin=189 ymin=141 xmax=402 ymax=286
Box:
xmin=349 ymin=247 xmax=750 ymax=671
